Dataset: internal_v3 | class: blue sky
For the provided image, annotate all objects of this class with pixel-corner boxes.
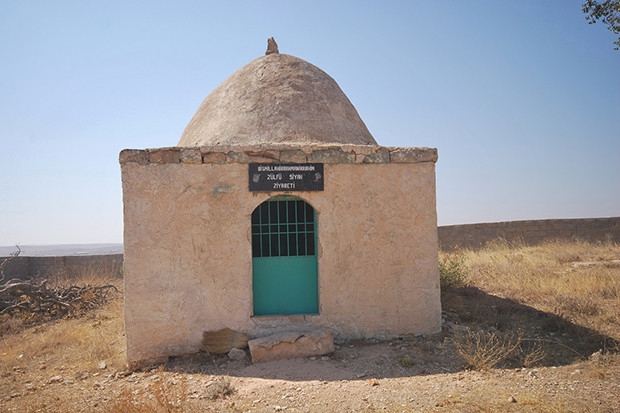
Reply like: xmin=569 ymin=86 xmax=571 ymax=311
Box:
xmin=1 ymin=1 xmax=618 ymax=246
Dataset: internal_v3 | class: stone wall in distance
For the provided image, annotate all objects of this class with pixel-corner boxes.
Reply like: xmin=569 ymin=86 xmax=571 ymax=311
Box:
xmin=1 ymin=254 xmax=123 ymax=281
xmin=438 ymin=217 xmax=620 ymax=251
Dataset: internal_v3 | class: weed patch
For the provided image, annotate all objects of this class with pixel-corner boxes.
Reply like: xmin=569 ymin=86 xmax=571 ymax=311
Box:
xmin=454 ymin=330 xmax=521 ymax=370
xmin=439 ymin=252 xmax=468 ymax=290
xmin=397 ymin=354 xmax=416 ymax=368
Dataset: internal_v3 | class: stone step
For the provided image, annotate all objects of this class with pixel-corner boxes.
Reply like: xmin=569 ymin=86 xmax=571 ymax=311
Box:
xmin=248 ymin=329 xmax=335 ymax=363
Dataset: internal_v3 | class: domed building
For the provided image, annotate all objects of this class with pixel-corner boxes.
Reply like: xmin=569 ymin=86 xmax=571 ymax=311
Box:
xmin=120 ymin=39 xmax=441 ymax=365
xmin=178 ymin=51 xmax=376 ymax=147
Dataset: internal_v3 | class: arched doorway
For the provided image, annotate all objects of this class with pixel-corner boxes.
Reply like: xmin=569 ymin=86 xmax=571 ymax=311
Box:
xmin=251 ymin=197 xmax=318 ymax=315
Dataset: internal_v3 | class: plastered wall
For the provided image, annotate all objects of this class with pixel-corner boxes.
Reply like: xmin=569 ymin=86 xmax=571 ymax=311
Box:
xmin=120 ymin=145 xmax=441 ymax=364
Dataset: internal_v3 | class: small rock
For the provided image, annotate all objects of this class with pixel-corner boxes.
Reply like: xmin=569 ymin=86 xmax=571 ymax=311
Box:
xmin=98 ymin=361 xmax=107 ymax=370
xmin=228 ymin=348 xmax=246 ymax=361
xmin=367 ymin=379 xmax=380 ymax=386
xmin=321 ymin=356 xmax=330 ymax=361
xmin=508 ymin=395 xmax=517 ymax=403
xmin=48 ymin=375 xmax=63 ymax=384
xmin=445 ymin=322 xmax=468 ymax=333
xmin=75 ymin=371 xmax=89 ymax=380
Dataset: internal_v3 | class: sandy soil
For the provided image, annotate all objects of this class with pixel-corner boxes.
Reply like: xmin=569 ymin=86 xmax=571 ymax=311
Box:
xmin=2 ymin=327 xmax=619 ymax=413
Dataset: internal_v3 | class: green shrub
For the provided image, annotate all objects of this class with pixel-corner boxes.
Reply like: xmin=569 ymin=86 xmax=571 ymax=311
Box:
xmin=397 ymin=354 xmax=416 ymax=367
xmin=439 ymin=252 xmax=468 ymax=290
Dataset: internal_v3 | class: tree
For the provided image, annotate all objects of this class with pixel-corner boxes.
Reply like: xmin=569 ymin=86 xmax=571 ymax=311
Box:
xmin=583 ymin=0 xmax=620 ymax=50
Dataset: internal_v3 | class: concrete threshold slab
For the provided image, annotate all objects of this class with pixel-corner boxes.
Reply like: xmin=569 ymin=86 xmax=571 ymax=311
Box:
xmin=248 ymin=328 xmax=335 ymax=363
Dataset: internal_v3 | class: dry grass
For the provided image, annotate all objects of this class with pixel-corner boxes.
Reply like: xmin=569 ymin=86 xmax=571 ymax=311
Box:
xmin=0 ymin=267 xmax=125 ymax=384
xmin=105 ymin=366 xmax=191 ymax=413
xmin=0 ymin=288 xmax=125 ymax=378
xmin=442 ymin=239 xmax=620 ymax=380
xmin=443 ymin=239 xmax=620 ymax=341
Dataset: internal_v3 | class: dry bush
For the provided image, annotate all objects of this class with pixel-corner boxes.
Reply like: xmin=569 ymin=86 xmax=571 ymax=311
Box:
xmin=47 ymin=261 xmax=122 ymax=288
xmin=204 ymin=376 xmax=235 ymax=400
xmin=105 ymin=367 xmax=189 ymax=413
xmin=104 ymin=389 xmax=153 ymax=413
xmin=517 ymin=339 xmax=547 ymax=368
xmin=150 ymin=367 xmax=189 ymax=412
xmin=454 ymin=330 xmax=521 ymax=370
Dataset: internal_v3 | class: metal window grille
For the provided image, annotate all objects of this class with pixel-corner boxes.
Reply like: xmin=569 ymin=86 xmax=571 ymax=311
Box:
xmin=251 ymin=199 xmax=316 ymax=258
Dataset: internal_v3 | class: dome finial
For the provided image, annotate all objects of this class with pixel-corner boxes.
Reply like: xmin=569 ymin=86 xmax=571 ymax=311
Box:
xmin=265 ymin=37 xmax=279 ymax=55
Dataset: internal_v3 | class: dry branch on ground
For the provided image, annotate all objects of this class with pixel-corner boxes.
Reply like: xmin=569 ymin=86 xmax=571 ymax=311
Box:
xmin=0 ymin=247 xmax=118 ymax=322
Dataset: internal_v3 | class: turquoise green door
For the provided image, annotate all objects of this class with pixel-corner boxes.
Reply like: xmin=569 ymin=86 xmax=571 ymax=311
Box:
xmin=252 ymin=198 xmax=318 ymax=315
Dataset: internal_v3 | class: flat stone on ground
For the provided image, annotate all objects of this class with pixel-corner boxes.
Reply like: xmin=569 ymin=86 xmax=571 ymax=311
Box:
xmin=248 ymin=329 xmax=335 ymax=363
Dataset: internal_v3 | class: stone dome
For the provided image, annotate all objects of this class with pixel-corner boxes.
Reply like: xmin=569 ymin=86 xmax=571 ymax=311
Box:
xmin=178 ymin=52 xmax=377 ymax=146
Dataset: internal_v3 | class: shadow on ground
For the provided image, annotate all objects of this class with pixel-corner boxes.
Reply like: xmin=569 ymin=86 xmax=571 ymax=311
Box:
xmin=158 ymin=286 xmax=617 ymax=382
xmin=441 ymin=286 xmax=618 ymax=368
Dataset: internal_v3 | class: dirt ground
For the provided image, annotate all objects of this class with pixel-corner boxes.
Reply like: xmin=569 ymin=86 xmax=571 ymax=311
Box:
xmin=2 ymin=303 xmax=619 ymax=413
xmin=2 ymin=337 xmax=619 ymax=413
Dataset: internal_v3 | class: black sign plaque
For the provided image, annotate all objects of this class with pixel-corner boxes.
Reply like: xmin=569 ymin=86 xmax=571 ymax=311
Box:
xmin=249 ymin=163 xmax=324 ymax=192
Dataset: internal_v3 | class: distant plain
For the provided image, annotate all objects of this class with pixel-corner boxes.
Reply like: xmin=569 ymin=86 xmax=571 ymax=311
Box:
xmin=0 ymin=244 xmax=123 ymax=257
